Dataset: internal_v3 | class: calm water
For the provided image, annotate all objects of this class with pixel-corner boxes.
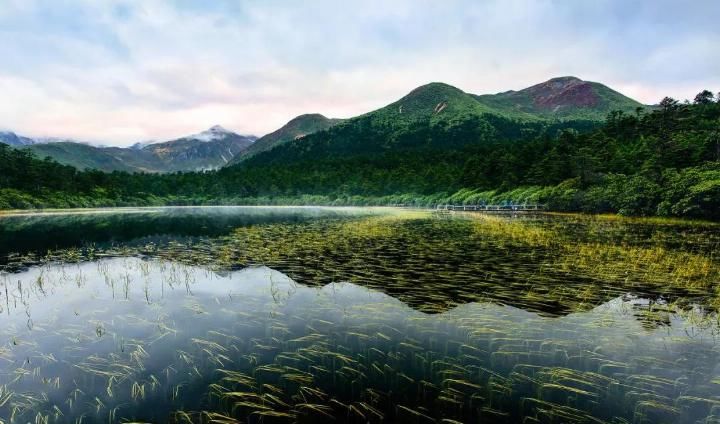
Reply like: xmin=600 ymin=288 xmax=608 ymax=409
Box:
xmin=0 ymin=207 xmax=718 ymax=423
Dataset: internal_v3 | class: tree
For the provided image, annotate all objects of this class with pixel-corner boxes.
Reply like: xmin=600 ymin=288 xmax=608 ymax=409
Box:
xmin=659 ymin=96 xmax=679 ymax=111
xmin=693 ymin=90 xmax=714 ymax=105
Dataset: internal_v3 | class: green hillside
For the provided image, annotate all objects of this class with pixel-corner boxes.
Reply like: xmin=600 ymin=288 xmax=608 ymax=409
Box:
xmin=229 ymin=114 xmax=343 ymax=165
xmin=23 ymin=131 xmax=255 ymax=173
xmin=1 ymin=91 xmax=719 ymax=219
xmin=230 ymin=80 xmax=600 ymax=166
xmin=11 ymin=77 xmax=647 ymax=173
xmin=4 ymin=79 xmax=718 ymax=220
xmin=25 ymin=143 xmax=143 ymax=172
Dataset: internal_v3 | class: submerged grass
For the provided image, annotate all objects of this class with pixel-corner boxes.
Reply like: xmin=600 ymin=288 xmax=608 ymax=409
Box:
xmin=0 ymin=210 xmax=718 ymax=422
xmin=467 ymin=213 xmax=719 ymax=294
xmin=1 ymin=257 xmax=719 ymax=422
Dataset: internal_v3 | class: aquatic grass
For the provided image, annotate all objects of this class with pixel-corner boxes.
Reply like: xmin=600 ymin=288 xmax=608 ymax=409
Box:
xmin=0 ymin=211 xmax=719 ymax=422
xmin=468 ymin=213 xmax=719 ymax=294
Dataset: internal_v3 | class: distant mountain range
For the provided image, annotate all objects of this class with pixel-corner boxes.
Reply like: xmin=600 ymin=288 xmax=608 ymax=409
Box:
xmin=0 ymin=77 xmax=645 ymax=172
xmin=1 ymin=126 xmax=258 ymax=172
xmin=0 ymin=131 xmax=40 ymax=147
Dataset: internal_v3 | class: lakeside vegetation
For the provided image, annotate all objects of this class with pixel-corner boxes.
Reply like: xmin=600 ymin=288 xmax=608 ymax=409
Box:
xmin=1 ymin=90 xmax=718 ymax=219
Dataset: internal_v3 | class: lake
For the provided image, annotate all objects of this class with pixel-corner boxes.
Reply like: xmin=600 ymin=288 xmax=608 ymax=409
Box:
xmin=0 ymin=206 xmax=719 ymax=423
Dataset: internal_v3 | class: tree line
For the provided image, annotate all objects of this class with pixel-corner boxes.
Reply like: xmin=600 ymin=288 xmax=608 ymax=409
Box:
xmin=1 ymin=90 xmax=718 ymax=219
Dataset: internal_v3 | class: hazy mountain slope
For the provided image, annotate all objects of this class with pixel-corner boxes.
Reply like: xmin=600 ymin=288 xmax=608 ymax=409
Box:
xmin=21 ymin=126 xmax=257 ymax=172
xmin=228 ymin=114 xmax=343 ymax=165
xmin=142 ymin=132 xmax=255 ymax=171
xmin=474 ymin=76 xmax=644 ymax=120
xmin=26 ymin=142 xmax=143 ymax=172
xmin=0 ymin=131 xmax=36 ymax=146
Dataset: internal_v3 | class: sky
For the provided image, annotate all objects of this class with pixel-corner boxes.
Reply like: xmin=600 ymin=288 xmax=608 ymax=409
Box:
xmin=0 ymin=0 xmax=718 ymax=146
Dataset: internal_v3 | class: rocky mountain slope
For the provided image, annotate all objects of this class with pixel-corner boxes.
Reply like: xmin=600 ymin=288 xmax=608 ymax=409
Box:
xmin=474 ymin=76 xmax=644 ymax=120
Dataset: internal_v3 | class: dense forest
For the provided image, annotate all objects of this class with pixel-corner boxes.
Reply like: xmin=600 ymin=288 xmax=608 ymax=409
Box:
xmin=1 ymin=90 xmax=718 ymax=219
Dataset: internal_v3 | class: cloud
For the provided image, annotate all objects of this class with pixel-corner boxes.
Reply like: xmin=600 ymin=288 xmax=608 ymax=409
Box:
xmin=0 ymin=0 xmax=718 ymax=145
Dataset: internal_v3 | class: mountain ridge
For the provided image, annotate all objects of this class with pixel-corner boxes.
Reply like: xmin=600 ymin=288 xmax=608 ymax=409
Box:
xmin=228 ymin=114 xmax=344 ymax=165
xmin=15 ymin=126 xmax=257 ymax=172
xmin=2 ymin=77 xmax=646 ymax=172
xmin=473 ymin=76 xmax=644 ymax=120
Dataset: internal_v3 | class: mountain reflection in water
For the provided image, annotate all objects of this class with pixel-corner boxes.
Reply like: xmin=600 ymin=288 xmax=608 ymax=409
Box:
xmin=1 ymin=257 xmax=718 ymax=423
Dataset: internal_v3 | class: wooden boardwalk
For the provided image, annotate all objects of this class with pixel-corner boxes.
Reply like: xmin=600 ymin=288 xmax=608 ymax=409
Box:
xmin=389 ymin=204 xmax=547 ymax=214
xmin=434 ymin=204 xmax=546 ymax=212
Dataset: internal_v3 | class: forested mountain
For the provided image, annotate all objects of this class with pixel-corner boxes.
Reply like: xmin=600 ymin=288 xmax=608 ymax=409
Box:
xmin=24 ymin=143 xmax=141 ymax=172
xmin=1 ymin=81 xmax=718 ymax=220
xmin=3 ymin=77 xmax=639 ymax=172
xmin=228 ymin=114 xmax=343 ymax=165
xmin=231 ymin=77 xmax=643 ymax=168
xmin=13 ymin=126 xmax=257 ymax=172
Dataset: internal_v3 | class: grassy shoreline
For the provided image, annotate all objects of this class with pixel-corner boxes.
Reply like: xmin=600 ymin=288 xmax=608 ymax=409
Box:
xmin=2 ymin=204 xmax=719 ymax=226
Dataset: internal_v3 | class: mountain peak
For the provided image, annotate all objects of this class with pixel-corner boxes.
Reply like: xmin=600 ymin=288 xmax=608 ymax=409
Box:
xmin=381 ymin=82 xmax=495 ymax=119
xmin=519 ymin=76 xmax=598 ymax=109
xmin=226 ymin=113 xmax=343 ymax=166
xmin=290 ymin=113 xmax=329 ymax=122
xmin=190 ymin=125 xmax=235 ymax=142
xmin=208 ymin=125 xmax=230 ymax=133
xmin=404 ymin=82 xmax=466 ymax=98
xmin=475 ymin=76 xmax=644 ymax=117
xmin=546 ymin=76 xmax=582 ymax=84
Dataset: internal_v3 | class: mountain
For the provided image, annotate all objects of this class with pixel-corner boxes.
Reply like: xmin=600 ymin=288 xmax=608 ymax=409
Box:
xmin=21 ymin=126 xmax=257 ymax=172
xmin=474 ymin=76 xmax=644 ymax=120
xmin=7 ymin=77 xmax=644 ymax=173
xmin=0 ymin=132 xmax=98 ymax=147
xmin=140 ymin=127 xmax=256 ymax=171
xmin=228 ymin=114 xmax=343 ymax=165
xmin=0 ymin=131 xmax=35 ymax=146
xmin=367 ymin=76 xmax=644 ymax=125
xmin=375 ymin=82 xmax=502 ymax=121
xmin=25 ymin=142 xmax=142 ymax=172
xmin=3 ymin=79 xmax=718 ymax=219
xmin=229 ymin=77 xmax=637 ymax=168
xmin=212 ymin=76 xmax=647 ymax=198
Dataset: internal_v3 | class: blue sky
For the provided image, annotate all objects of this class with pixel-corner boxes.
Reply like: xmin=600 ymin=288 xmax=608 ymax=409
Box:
xmin=0 ymin=0 xmax=718 ymax=145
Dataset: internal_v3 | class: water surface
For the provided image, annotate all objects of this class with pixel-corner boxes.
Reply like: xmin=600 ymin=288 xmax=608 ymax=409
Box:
xmin=0 ymin=207 xmax=718 ymax=423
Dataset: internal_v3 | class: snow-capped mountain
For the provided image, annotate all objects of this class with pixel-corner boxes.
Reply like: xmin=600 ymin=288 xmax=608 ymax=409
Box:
xmin=139 ymin=125 xmax=257 ymax=171
xmin=187 ymin=125 xmax=239 ymax=142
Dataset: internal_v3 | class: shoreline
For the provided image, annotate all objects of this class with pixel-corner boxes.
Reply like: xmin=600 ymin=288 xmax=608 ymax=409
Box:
xmin=0 ymin=205 xmax=717 ymax=225
xmin=0 ymin=205 xmax=400 ymax=218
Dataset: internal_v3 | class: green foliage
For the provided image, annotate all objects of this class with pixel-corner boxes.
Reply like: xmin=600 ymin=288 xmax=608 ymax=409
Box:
xmin=230 ymin=114 xmax=344 ymax=164
xmin=1 ymin=91 xmax=719 ymax=220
